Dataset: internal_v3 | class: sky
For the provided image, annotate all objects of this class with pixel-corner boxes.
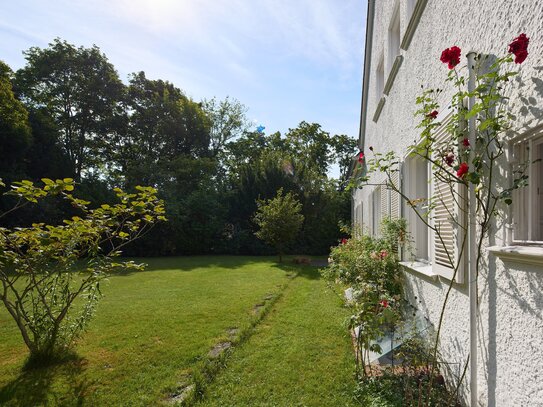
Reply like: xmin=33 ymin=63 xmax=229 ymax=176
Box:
xmin=0 ymin=0 xmax=365 ymax=144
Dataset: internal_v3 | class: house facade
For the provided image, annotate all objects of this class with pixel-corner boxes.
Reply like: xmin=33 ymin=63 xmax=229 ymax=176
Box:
xmin=353 ymin=1 xmax=543 ymax=405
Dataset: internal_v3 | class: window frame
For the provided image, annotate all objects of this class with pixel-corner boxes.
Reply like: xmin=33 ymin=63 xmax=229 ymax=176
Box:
xmin=511 ymin=133 xmax=543 ymax=245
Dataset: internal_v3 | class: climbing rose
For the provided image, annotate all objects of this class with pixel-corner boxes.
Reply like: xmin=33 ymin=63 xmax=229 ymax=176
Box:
xmin=462 ymin=138 xmax=470 ymax=147
xmin=380 ymin=300 xmax=389 ymax=308
xmin=508 ymin=33 xmax=529 ymax=64
xmin=457 ymin=162 xmax=469 ymax=178
xmin=341 ymin=238 xmax=348 ymax=245
xmin=427 ymin=110 xmax=438 ymax=119
xmin=358 ymin=152 xmax=364 ymax=163
xmin=444 ymin=152 xmax=455 ymax=166
xmin=379 ymin=250 xmax=388 ymax=260
xmin=440 ymin=46 xmax=461 ymax=69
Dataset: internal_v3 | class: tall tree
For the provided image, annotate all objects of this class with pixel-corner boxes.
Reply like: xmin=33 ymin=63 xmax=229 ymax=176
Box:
xmin=15 ymin=39 xmax=124 ymax=180
xmin=114 ymin=71 xmax=210 ymax=188
xmin=0 ymin=61 xmax=32 ymax=182
xmin=202 ymin=96 xmax=249 ymax=157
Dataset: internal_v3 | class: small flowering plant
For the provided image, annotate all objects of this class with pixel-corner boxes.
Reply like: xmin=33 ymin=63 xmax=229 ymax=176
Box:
xmin=323 ymin=218 xmax=405 ymax=376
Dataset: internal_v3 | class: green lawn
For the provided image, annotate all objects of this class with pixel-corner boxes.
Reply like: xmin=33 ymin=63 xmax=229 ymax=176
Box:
xmin=197 ymin=266 xmax=357 ymax=407
xmin=0 ymin=256 xmax=356 ymax=406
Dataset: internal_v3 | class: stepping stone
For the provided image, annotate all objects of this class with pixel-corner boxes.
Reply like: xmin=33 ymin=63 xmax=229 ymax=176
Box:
xmin=209 ymin=341 xmax=232 ymax=358
xmin=168 ymin=384 xmax=194 ymax=404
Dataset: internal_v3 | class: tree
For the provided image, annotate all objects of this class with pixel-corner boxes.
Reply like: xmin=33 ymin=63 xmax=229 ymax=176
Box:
xmin=253 ymin=188 xmax=304 ymax=262
xmin=0 ymin=61 xmax=32 ymax=182
xmin=113 ymin=71 xmax=211 ymax=188
xmin=202 ymin=96 xmax=249 ymax=157
xmin=15 ymin=39 xmax=125 ymax=181
xmin=0 ymin=178 xmax=166 ymax=364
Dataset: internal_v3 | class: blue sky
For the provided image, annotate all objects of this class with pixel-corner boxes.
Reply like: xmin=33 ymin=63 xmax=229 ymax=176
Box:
xmin=0 ymin=0 xmax=365 ymax=142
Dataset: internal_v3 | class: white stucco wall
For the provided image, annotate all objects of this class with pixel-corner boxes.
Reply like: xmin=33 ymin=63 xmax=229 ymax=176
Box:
xmin=356 ymin=1 xmax=543 ymax=405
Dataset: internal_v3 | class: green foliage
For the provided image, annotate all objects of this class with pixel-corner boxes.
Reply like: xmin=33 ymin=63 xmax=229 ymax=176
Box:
xmin=202 ymin=96 xmax=249 ymax=157
xmin=0 ymin=61 xmax=32 ymax=181
xmin=1 ymin=39 xmax=357 ymax=257
xmin=15 ymin=39 xmax=125 ymax=180
xmin=324 ymin=218 xmax=406 ymax=376
xmin=0 ymin=178 xmax=165 ymax=363
xmin=253 ymin=188 xmax=304 ymax=261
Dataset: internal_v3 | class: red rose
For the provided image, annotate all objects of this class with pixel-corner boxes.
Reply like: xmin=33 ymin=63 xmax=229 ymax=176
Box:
xmin=379 ymin=249 xmax=388 ymax=260
xmin=380 ymin=300 xmax=389 ymax=308
xmin=340 ymin=238 xmax=348 ymax=245
xmin=508 ymin=33 xmax=529 ymax=64
xmin=440 ymin=46 xmax=461 ymax=69
xmin=457 ymin=162 xmax=469 ymax=178
xmin=427 ymin=110 xmax=438 ymax=120
xmin=462 ymin=138 xmax=470 ymax=147
xmin=358 ymin=152 xmax=364 ymax=163
xmin=444 ymin=152 xmax=455 ymax=167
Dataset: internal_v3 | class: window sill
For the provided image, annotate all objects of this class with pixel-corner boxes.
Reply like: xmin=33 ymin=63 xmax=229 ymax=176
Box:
xmin=400 ymin=0 xmax=428 ymax=51
xmin=488 ymin=245 xmax=543 ymax=267
xmin=384 ymin=55 xmax=403 ymax=95
xmin=400 ymin=261 xmax=438 ymax=280
xmin=373 ymin=97 xmax=386 ymax=122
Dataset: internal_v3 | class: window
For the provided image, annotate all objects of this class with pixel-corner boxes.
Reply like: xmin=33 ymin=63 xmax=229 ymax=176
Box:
xmin=512 ymin=135 xmax=543 ymax=243
xmin=376 ymin=55 xmax=385 ymax=101
xmin=401 ymin=0 xmax=428 ymax=51
xmin=401 ymin=112 xmax=467 ymax=282
xmin=383 ymin=2 xmax=404 ymax=96
xmin=387 ymin=3 xmax=400 ymax=75
xmin=403 ymin=155 xmax=429 ymax=261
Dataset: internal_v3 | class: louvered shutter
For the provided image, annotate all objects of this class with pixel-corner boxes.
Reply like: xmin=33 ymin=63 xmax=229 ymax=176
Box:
xmin=381 ymin=184 xmax=389 ymax=219
xmin=389 ymin=168 xmax=401 ymax=220
xmin=431 ymin=114 xmax=467 ymax=283
xmin=368 ymin=191 xmax=374 ymax=236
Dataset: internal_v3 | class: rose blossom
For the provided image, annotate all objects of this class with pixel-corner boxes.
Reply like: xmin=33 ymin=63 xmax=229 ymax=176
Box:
xmin=380 ymin=300 xmax=389 ymax=308
xmin=427 ymin=110 xmax=438 ymax=119
xmin=457 ymin=162 xmax=469 ymax=178
xmin=508 ymin=33 xmax=529 ymax=64
xmin=341 ymin=238 xmax=348 ymax=245
xmin=444 ymin=152 xmax=455 ymax=166
xmin=462 ymin=138 xmax=470 ymax=147
xmin=358 ymin=152 xmax=364 ymax=163
xmin=440 ymin=46 xmax=461 ymax=69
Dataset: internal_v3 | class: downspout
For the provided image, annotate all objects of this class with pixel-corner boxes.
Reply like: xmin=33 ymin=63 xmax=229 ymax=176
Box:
xmin=358 ymin=0 xmax=376 ymax=152
xmin=466 ymin=51 xmax=478 ymax=407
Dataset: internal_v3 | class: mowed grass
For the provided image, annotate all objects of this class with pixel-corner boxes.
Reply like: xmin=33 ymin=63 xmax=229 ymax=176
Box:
xmin=197 ymin=266 xmax=357 ymax=407
xmin=0 ymin=256 xmax=294 ymax=406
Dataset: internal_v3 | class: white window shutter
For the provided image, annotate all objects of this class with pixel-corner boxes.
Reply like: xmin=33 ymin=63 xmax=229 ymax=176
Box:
xmin=389 ymin=168 xmax=401 ymax=220
xmin=431 ymin=114 xmax=467 ymax=283
xmin=381 ymin=183 xmax=389 ymax=219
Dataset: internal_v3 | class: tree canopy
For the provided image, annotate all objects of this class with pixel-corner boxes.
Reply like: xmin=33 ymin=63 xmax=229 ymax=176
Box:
xmin=0 ymin=38 xmax=358 ymax=257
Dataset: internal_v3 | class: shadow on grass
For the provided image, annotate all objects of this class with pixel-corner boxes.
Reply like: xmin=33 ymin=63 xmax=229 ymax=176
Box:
xmin=271 ymin=262 xmax=322 ymax=280
xmin=0 ymin=354 xmax=92 ymax=406
xmin=109 ymin=255 xmax=284 ymax=277
xmin=109 ymin=255 xmax=328 ymax=278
